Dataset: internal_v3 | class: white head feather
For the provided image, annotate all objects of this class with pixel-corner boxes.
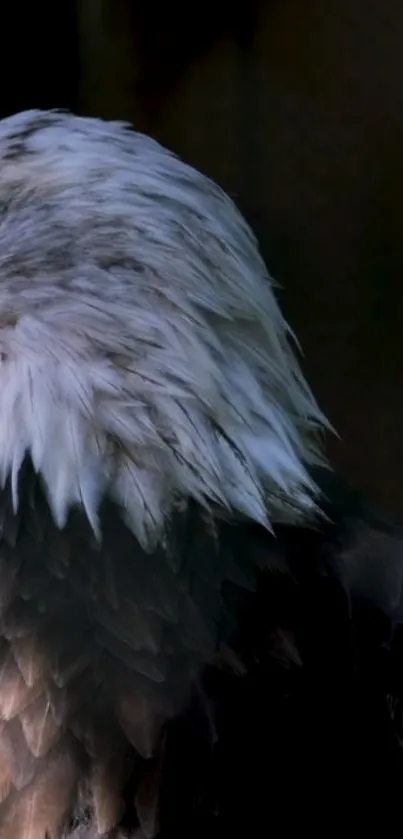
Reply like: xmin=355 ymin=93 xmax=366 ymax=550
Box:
xmin=0 ymin=109 xmax=330 ymax=549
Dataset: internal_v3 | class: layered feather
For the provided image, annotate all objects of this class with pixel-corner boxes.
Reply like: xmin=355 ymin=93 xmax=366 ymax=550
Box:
xmin=0 ymin=109 xmax=330 ymax=549
xmin=0 ymin=109 xmax=333 ymax=838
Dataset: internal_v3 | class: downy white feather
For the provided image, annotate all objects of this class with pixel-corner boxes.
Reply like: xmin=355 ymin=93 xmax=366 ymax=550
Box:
xmin=0 ymin=109 xmax=331 ymax=549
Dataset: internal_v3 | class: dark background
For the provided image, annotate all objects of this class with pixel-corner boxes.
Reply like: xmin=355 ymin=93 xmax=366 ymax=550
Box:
xmin=2 ymin=0 xmax=403 ymax=513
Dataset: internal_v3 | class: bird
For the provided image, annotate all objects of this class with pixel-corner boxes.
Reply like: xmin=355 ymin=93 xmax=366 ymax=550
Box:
xmin=0 ymin=109 xmax=401 ymax=839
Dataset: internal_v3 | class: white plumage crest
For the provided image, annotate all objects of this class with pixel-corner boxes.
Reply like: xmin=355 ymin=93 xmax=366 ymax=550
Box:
xmin=0 ymin=109 xmax=330 ymax=549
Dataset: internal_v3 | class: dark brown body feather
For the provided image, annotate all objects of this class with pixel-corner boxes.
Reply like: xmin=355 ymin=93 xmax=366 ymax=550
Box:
xmin=0 ymin=457 xmax=272 ymax=838
xmin=0 ymin=465 xmax=403 ymax=836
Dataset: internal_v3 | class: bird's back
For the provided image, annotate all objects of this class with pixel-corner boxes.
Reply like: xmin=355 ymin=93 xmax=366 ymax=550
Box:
xmin=0 ymin=109 xmax=401 ymax=837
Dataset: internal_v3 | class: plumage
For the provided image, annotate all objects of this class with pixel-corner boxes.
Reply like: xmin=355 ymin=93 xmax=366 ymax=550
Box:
xmin=0 ymin=109 xmax=328 ymax=548
xmin=0 ymin=109 xmax=400 ymax=837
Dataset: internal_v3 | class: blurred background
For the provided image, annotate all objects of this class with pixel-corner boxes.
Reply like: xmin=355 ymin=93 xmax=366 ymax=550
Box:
xmin=1 ymin=0 xmax=403 ymax=513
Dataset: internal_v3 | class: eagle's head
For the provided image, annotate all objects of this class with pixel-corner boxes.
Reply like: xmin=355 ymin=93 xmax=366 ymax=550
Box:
xmin=0 ymin=109 xmax=330 ymax=549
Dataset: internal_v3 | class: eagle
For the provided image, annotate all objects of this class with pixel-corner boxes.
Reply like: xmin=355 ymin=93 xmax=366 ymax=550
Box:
xmin=0 ymin=109 xmax=401 ymax=838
